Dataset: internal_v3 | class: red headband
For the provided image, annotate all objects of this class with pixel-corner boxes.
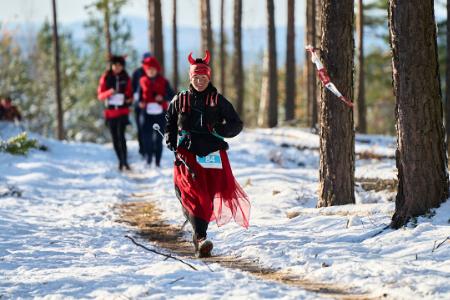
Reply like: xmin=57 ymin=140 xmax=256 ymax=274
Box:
xmin=188 ymin=50 xmax=211 ymax=79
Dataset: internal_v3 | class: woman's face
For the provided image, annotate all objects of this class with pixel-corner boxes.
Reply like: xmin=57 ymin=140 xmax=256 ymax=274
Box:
xmin=191 ymin=75 xmax=210 ymax=92
xmin=111 ymin=63 xmax=124 ymax=74
xmin=145 ymin=67 xmax=158 ymax=78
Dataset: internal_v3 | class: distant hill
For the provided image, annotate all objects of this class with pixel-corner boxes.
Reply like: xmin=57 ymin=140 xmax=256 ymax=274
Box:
xmin=69 ymin=16 xmax=307 ymax=70
xmin=3 ymin=16 xmax=388 ymax=71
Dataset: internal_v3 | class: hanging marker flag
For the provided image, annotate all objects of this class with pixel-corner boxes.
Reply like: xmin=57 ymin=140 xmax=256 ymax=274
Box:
xmin=305 ymin=45 xmax=354 ymax=108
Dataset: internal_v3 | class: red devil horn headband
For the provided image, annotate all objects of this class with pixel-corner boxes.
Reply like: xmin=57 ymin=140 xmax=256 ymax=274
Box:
xmin=188 ymin=50 xmax=211 ymax=65
xmin=203 ymin=50 xmax=210 ymax=64
xmin=188 ymin=52 xmax=196 ymax=65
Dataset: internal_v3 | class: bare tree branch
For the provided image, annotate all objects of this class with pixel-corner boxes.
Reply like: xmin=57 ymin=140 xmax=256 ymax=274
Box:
xmin=125 ymin=235 xmax=198 ymax=271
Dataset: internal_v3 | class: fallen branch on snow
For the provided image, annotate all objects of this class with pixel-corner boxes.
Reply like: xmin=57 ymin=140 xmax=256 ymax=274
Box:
xmin=125 ymin=235 xmax=198 ymax=271
xmin=432 ymin=236 xmax=450 ymax=253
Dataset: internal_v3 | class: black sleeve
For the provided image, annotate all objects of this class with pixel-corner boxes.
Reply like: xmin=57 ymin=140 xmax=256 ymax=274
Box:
xmin=214 ymin=94 xmax=243 ymax=138
xmin=165 ymin=95 xmax=179 ymax=150
xmin=131 ymin=68 xmax=142 ymax=93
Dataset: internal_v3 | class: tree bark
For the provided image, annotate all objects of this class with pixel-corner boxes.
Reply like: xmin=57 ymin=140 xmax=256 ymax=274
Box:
xmin=200 ymin=0 xmax=214 ymax=81
xmin=172 ymin=0 xmax=178 ymax=91
xmin=267 ymin=0 xmax=278 ymax=128
xmin=258 ymin=52 xmax=270 ymax=127
xmin=148 ymin=0 xmax=164 ymax=73
xmin=285 ymin=0 xmax=296 ymax=121
xmin=103 ymin=0 xmax=112 ymax=58
xmin=233 ymin=0 xmax=244 ymax=116
xmin=317 ymin=0 xmax=355 ymax=207
xmin=51 ymin=0 xmax=64 ymax=140
xmin=314 ymin=0 xmax=322 ymax=129
xmin=306 ymin=0 xmax=317 ymax=128
xmin=446 ymin=0 xmax=450 ymax=157
xmin=389 ymin=0 xmax=448 ymax=228
xmin=220 ymin=0 xmax=226 ymax=94
xmin=356 ymin=0 xmax=366 ymax=133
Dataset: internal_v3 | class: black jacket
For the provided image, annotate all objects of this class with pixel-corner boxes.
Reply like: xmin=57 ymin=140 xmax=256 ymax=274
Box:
xmin=165 ymin=84 xmax=243 ymax=157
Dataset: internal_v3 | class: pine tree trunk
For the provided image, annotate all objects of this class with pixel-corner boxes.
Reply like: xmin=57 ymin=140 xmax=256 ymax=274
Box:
xmin=267 ymin=0 xmax=278 ymax=128
xmin=148 ymin=0 xmax=164 ymax=73
xmin=220 ymin=0 xmax=226 ymax=94
xmin=258 ymin=52 xmax=270 ymax=127
xmin=446 ymin=0 xmax=450 ymax=157
xmin=317 ymin=0 xmax=355 ymax=207
xmin=285 ymin=0 xmax=296 ymax=122
xmin=172 ymin=0 xmax=178 ymax=91
xmin=200 ymin=0 xmax=214 ymax=80
xmin=233 ymin=0 xmax=244 ymax=116
xmin=103 ymin=0 xmax=112 ymax=58
xmin=306 ymin=0 xmax=317 ymax=128
xmin=389 ymin=0 xmax=448 ymax=229
xmin=51 ymin=0 xmax=64 ymax=140
xmin=356 ymin=0 xmax=366 ymax=133
xmin=314 ymin=0 xmax=322 ymax=129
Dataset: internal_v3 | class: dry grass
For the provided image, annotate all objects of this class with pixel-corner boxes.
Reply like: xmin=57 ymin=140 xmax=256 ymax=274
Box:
xmin=116 ymin=200 xmax=380 ymax=300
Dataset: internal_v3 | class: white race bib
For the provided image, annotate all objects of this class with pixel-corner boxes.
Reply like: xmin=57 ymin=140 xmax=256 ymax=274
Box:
xmin=108 ymin=93 xmax=125 ymax=106
xmin=196 ymin=151 xmax=223 ymax=169
xmin=146 ymin=102 xmax=163 ymax=115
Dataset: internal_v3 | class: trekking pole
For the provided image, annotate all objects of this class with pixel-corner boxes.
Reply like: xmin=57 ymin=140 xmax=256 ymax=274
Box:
xmin=152 ymin=123 xmax=196 ymax=179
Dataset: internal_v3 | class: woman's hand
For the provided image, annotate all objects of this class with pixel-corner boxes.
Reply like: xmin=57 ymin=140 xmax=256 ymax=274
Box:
xmin=125 ymin=98 xmax=133 ymax=104
xmin=139 ymin=102 xmax=146 ymax=109
xmin=155 ymin=94 xmax=164 ymax=102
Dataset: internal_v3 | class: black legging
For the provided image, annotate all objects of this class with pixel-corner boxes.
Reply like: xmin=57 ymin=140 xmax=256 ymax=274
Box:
xmin=108 ymin=115 xmax=129 ymax=165
xmin=175 ymin=185 xmax=209 ymax=239
xmin=143 ymin=113 xmax=166 ymax=165
xmin=134 ymin=102 xmax=145 ymax=155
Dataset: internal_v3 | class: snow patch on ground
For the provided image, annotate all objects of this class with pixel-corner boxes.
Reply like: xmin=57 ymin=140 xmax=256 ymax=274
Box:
xmin=1 ymin=124 xmax=449 ymax=299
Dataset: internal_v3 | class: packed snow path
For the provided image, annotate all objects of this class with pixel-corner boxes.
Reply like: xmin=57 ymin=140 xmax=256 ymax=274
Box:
xmin=1 ymin=124 xmax=449 ymax=299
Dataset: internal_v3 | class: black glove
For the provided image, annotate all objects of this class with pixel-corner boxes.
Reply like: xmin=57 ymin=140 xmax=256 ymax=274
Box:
xmin=165 ymin=133 xmax=177 ymax=152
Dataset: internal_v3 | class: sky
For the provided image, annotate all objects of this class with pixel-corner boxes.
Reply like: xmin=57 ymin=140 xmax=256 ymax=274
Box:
xmin=0 ymin=0 xmax=306 ymax=29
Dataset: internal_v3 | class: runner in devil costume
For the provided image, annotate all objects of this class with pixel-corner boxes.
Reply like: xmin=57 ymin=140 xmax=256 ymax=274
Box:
xmin=165 ymin=51 xmax=250 ymax=258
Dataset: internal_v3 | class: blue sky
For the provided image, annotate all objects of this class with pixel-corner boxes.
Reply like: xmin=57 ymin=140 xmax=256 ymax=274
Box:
xmin=0 ymin=0 xmax=306 ymax=29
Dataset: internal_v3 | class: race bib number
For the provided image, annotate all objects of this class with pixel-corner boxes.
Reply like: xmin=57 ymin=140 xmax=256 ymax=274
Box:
xmin=108 ymin=93 xmax=125 ymax=106
xmin=146 ymin=102 xmax=163 ymax=115
xmin=196 ymin=151 xmax=223 ymax=169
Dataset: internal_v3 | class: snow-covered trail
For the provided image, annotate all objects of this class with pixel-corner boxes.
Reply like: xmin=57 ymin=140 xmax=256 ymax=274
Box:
xmin=0 ymin=128 xmax=324 ymax=299
xmin=1 ymin=124 xmax=449 ymax=299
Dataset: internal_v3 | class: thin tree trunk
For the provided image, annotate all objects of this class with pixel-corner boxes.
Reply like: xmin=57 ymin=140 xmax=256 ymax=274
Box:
xmin=267 ymin=0 xmax=278 ymax=128
xmin=148 ymin=0 xmax=164 ymax=73
xmin=233 ymin=0 xmax=244 ymax=116
xmin=220 ymin=0 xmax=226 ymax=94
xmin=389 ymin=0 xmax=448 ymax=228
xmin=258 ymin=52 xmax=270 ymax=127
xmin=51 ymin=0 xmax=64 ymax=140
xmin=356 ymin=0 xmax=366 ymax=133
xmin=172 ymin=0 xmax=178 ymax=91
xmin=306 ymin=0 xmax=317 ymax=127
xmin=285 ymin=0 xmax=296 ymax=121
xmin=446 ymin=0 xmax=450 ymax=157
xmin=200 ymin=0 xmax=213 ymax=80
xmin=314 ymin=0 xmax=321 ymax=129
xmin=103 ymin=0 xmax=112 ymax=58
xmin=317 ymin=0 xmax=355 ymax=207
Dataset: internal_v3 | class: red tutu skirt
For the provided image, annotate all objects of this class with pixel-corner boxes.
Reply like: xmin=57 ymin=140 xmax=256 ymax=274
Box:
xmin=174 ymin=148 xmax=250 ymax=228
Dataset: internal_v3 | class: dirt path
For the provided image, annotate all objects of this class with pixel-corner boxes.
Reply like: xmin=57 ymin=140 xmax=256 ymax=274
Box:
xmin=116 ymin=196 xmax=381 ymax=300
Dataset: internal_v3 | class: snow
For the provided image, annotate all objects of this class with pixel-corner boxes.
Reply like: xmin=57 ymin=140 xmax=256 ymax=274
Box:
xmin=1 ymin=122 xmax=449 ymax=299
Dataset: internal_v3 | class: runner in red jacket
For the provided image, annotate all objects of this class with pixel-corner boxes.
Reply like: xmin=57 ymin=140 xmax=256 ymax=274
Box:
xmin=97 ymin=55 xmax=133 ymax=171
xmin=139 ymin=56 xmax=175 ymax=167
